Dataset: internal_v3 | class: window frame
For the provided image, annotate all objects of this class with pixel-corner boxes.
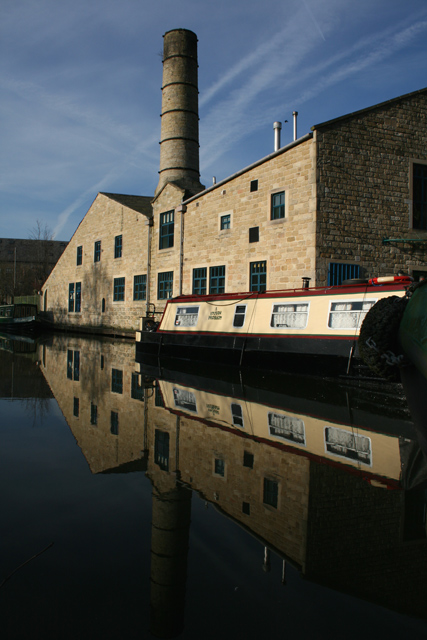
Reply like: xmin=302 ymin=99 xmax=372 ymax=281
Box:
xmin=250 ymin=261 xmax=267 ymax=292
xmin=192 ymin=267 xmax=207 ymax=295
xmin=159 ymin=210 xmax=175 ymax=249
xmin=133 ymin=274 xmax=147 ymax=301
xmin=158 ymin=271 xmax=173 ymax=300
xmin=271 ymin=191 xmax=285 ymax=220
xmin=209 ymin=265 xmax=226 ymax=294
xmin=220 ymin=214 xmax=231 ymax=230
xmin=94 ymin=240 xmax=101 ymax=262
xmin=113 ymin=277 xmax=125 ymax=302
xmin=114 ymin=234 xmax=123 ymax=259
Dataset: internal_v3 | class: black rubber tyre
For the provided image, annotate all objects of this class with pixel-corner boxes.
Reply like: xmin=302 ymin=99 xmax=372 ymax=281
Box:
xmin=358 ymin=295 xmax=408 ymax=380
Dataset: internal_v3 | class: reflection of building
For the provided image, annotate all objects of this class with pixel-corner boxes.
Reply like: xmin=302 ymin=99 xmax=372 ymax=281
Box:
xmin=40 ymin=28 xmax=427 ymax=333
xmin=38 ymin=335 xmax=427 ymax=623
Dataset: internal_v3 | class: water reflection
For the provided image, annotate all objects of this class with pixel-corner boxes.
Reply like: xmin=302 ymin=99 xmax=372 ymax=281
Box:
xmin=2 ymin=333 xmax=427 ymax=638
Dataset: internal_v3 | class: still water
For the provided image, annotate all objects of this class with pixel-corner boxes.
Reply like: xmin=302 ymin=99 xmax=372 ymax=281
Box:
xmin=1 ymin=333 xmax=427 ymax=639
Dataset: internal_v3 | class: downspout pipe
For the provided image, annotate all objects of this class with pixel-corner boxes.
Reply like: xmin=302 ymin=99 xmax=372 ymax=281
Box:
xmin=177 ymin=204 xmax=187 ymax=295
xmin=146 ymin=217 xmax=153 ymax=316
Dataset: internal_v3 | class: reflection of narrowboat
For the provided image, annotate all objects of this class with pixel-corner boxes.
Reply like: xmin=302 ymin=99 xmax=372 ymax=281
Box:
xmin=153 ymin=372 xmax=420 ymax=489
xmin=0 ymin=303 xmax=38 ymax=332
xmin=136 ymin=277 xmax=412 ymax=374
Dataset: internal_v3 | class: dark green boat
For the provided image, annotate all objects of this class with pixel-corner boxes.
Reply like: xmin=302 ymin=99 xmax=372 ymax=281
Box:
xmin=399 ymin=280 xmax=427 ymax=381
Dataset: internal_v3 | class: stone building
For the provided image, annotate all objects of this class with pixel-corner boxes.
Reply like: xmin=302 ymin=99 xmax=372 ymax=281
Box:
xmin=40 ymin=28 xmax=427 ymax=333
xmin=0 ymin=237 xmax=67 ymax=303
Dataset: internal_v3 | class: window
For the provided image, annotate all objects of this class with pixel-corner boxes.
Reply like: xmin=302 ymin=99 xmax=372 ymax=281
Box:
xmin=75 ymin=282 xmax=81 ymax=313
xmin=413 ymin=163 xmax=427 ymax=230
xmin=155 ymin=381 xmax=164 ymax=407
xmin=271 ymin=191 xmax=285 ymax=220
xmin=249 ymin=227 xmax=259 ymax=243
xmin=68 ymin=283 xmax=74 ymax=312
xmin=271 ymin=303 xmax=309 ymax=329
xmin=68 ymin=283 xmax=81 ymax=312
xmin=214 ymin=459 xmax=225 ymax=476
xmin=193 ymin=268 xmax=207 ymax=295
xmin=73 ymin=397 xmax=79 ymax=418
xmin=111 ymin=368 xmax=123 ymax=394
xmin=231 ymin=403 xmax=244 ymax=428
xmin=114 ymin=235 xmax=122 ymax=259
xmin=102 ymin=298 xmax=105 ymax=313
xmin=328 ymin=262 xmax=360 ymax=286
xmin=263 ymin=478 xmax=278 ymax=508
xmin=233 ymin=305 xmax=246 ymax=328
xmin=110 ymin=411 xmax=119 ymax=435
xmin=158 ymin=271 xmax=173 ymax=299
xmin=131 ymin=373 xmax=144 ymax=401
xmin=328 ymin=300 xmax=375 ymax=329
xmin=220 ymin=214 xmax=231 ymax=230
xmin=243 ymin=451 xmax=254 ymax=468
xmin=250 ymin=179 xmax=258 ymax=192
xmin=90 ymin=402 xmax=98 ymax=426
xmin=242 ymin=502 xmax=251 ymax=515
xmin=250 ymin=261 xmax=266 ymax=291
xmin=209 ymin=266 xmax=225 ymax=294
xmin=174 ymin=306 xmax=199 ymax=327
xmin=67 ymin=350 xmax=80 ymax=381
xmin=325 ymin=426 xmax=371 ymax=465
xmin=94 ymin=240 xmax=101 ymax=262
xmin=154 ymin=430 xmax=169 ymax=471
xmin=159 ymin=210 xmax=174 ymax=249
xmin=113 ymin=277 xmax=125 ymax=302
xmin=76 ymin=246 xmax=82 ymax=266
xmin=133 ymin=274 xmax=146 ymax=301
xmin=268 ymin=412 xmax=306 ymax=444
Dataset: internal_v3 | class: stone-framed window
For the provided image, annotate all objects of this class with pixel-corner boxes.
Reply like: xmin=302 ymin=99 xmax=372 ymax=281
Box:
xmin=220 ymin=214 xmax=231 ymax=230
xmin=76 ymin=245 xmax=82 ymax=266
xmin=192 ymin=267 xmax=207 ymax=295
xmin=413 ymin=162 xmax=427 ymax=230
xmin=209 ymin=265 xmax=225 ymax=294
xmin=271 ymin=191 xmax=285 ymax=220
xmin=250 ymin=261 xmax=266 ymax=291
xmin=250 ymin=179 xmax=258 ymax=192
xmin=114 ymin=234 xmax=122 ymax=259
xmin=133 ymin=274 xmax=147 ymax=300
xmin=158 ymin=271 xmax=173 ymax=300
xmin=68 ymin=282 xmax=81 ymax=312
xmin=94 ymin=240 xmax=101 ymax=262
xmin=111 ymin=368 xmax=123 ymax=394
xmin=113 ymin=277 xmax=125 ymax=301
xmin=159 ymin=211 xmax=174 ymax=249
xmin=110 ymin=411 xmax=119 ymax=435
xmin=263 ymin=478 xmax=278 ymax=508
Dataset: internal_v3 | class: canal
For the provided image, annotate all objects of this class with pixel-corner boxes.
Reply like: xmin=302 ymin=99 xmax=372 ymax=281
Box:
xmin=1 ymin=333 xmax=427 ymax=639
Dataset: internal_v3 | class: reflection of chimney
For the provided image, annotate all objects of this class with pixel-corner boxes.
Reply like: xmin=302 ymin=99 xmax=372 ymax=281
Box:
xmin=156 ymin=29 xmax=204 ymax=198
xmin=149 ymin=485 xmax=192 ymax=638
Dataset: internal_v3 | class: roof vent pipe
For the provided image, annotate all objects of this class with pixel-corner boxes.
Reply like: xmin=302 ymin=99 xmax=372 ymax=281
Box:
xmin=212 ymin=176 xmax=216 ymax=185
xmin=293 ymin=111 xmax=298 ymax=141
xmin=273 ymin=121 xmax=282 ymax=152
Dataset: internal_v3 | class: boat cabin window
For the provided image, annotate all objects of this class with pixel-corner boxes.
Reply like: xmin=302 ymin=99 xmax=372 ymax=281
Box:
xmin=174 ymin=306 xmax=200 ymax=327
xmin=325 ymin=426 xmax=372 ymax=465
xmin=270 ymin=303 xmax=309 ymax=329
xmin=231 ymin=403 xmax=244 ymax=428
xmin=328 ymin=300 xmax=375 ymax=329
xmin=268 ymin=412 xmax=306 ymax=445
xmin=173 ymin=387 xmax=197 ymax=412
xmin=233 ymin=305 xmax=247 ymax=327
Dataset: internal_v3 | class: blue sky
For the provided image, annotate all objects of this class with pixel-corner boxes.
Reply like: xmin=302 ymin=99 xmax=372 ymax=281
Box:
xmin=1 ymin=0 xmax=427 ymax=241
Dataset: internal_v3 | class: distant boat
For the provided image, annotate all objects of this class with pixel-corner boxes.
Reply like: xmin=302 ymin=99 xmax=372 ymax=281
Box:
xmin=136 ymin=276 xmax=413 ymax=376
xmin=0 ymin=303 xmax=39 ymax=332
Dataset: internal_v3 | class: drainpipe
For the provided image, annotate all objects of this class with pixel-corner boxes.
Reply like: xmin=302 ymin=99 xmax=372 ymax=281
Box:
xmin=146 ymin=217 xmax=153 ymax=316
xmin=177 ymin=204 xmax=187 ymax=295
xmin=293 ymin=111 xmax=298 ymax=141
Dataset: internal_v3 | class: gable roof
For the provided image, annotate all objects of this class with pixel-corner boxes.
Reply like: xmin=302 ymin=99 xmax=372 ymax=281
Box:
xmin=312 ymin=86 xmax=427 ymax=131
xmin=100 ymin=192 xmax=153 ymax=217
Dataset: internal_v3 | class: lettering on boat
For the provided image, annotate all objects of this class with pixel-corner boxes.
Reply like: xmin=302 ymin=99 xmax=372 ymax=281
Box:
xmin=209 ymin=308 xmax=223 ymax=321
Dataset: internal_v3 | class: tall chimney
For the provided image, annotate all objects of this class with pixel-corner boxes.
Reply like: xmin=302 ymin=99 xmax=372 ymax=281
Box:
xmin=155 ymin=29 xmax=204 ymax=197
xmin=273 ymin=121 xmax=282 ymax=151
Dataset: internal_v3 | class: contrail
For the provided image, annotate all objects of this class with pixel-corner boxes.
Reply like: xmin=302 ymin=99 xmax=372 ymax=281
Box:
xmin=301 ymin=0 xmax=326 ymax=41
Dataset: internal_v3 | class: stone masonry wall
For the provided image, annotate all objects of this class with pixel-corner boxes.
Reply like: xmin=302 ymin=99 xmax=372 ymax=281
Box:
xmin=42 ymin=194 xmax=151 ymax=331
xmin=315 ymin=90 xmax=427 ymax=283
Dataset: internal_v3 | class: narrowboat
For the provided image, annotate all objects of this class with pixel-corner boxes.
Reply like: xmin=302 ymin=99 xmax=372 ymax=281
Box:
xmin=399 ymin=279 xmax=427 ymax=381
xmin=136 ymin=276 xmax=413 ymax=376
xmin=0 ymin=303 xmax=39 ymax=332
